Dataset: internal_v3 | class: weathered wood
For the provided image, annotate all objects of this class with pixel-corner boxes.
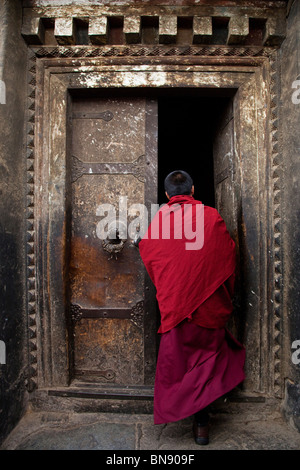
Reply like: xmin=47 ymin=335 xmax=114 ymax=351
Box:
xmin=21 ymin=3 xmax=286 ymax=47
xmin=159 ymin=15 xmax=177 ymax=44
xmin=54 ymin=17 xmax=76 ymax=45
xmin=88 ymin=17 xmax=108 ymax=45
xmin=263 ymin=16 xmax=286 ymax=46
xmin=124 ymin=16 xmax=141 ymax=44
xmin=192 ymin=16 xmax=212 ymax=44
xmin=22 ymin=3 xmax=287 ymax=21
xmin=227 ymin=16 xmax=249 ymax=45
xmin=69 ymin=95 xmax=158 ymax=385
xmin=21 ymin=16 xmax=45 ymax=44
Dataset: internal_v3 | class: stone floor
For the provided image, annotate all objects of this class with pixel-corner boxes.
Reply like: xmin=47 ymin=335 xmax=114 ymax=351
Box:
xmin=1 ymin=399 xmax=300 ymax=451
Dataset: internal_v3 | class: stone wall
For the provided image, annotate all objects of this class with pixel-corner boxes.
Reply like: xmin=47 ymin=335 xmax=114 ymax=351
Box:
xmin=0 ymin=0 xmax=28 ymax=444
xmin=280 ymin=0 xmax=300 ymax=432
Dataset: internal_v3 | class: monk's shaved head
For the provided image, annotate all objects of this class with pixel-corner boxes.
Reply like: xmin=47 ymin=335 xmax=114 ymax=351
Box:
xmin=164 ymin=170 xmax=193 ymax=198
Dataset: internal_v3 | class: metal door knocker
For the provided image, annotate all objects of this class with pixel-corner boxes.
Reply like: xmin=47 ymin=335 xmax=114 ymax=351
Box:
xmin=102 ymin=220 xmax=127 ymax=259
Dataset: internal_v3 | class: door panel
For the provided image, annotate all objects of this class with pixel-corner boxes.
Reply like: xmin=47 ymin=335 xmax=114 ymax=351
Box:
xmin=214 ymin=99 xmax=237 ymax=234
xmin=213 ymin=96 xmax=242 ymax=341
xmin=68 ymin=96 xmax=157 ymax=385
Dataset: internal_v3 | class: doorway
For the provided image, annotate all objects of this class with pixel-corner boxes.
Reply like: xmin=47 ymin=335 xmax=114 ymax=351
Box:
xmin=66 ymin=89 xmax=242 ymax=390
xmin=157 ymin=91 xmax=243 ymax=343
xmin=158 ymin=93 xmax=232 ymax=207
xmin=33 ymin=61 xmax=273 ymax=403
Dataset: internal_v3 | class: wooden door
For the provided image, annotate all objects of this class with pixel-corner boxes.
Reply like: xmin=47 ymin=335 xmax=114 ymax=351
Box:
xmin=213 ymin=96 xmax=243 ymax=341
xmin=68 ymin=94 xmax=158 ymax=387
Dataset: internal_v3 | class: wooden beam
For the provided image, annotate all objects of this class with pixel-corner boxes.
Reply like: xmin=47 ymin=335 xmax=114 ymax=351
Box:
xmin=124 ymin=16 xmax=141 ymax=44
xmin=88 ymin=16 xmax=108 ymax=45
xmin=227 ymin=16 xmax=249 ymax=45
xmin=159 ymin=16 xmax=177 ymax=44
xmin=193 ymin=16 xmax=212 ymax=44
xmin=22 ymin=17 xmax=45 ymax=45
xmin=263 ymin=16 xmax=286 ymax=46
xmin=54 ymin=17 xmax=76 ymax=45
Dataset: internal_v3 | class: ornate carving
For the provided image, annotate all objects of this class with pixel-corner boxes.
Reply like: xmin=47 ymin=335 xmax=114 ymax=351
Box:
xmin=71 ymin=155 xmax=85 ymax=183
xmin=22 ymin=10 xmax=286 ymax=48
xmin=70 ymin=303 xmax=82 ymax=322
xmin=26 ymin=49 xmax=38 ymax=392
xmin=131 ymin=155 xmax=145 ymax=183
xmin=71 ymin=154 xmax=145 ymax=183
xmin=70 ymin=301 xmax=144 ymax=330
xmin=269 ymin=51 xmax=283 ymax=398
xmin=33 ymin=44 xmax=273 ymax=60
xmin=130 ymin=300 xmax=144 ymax=330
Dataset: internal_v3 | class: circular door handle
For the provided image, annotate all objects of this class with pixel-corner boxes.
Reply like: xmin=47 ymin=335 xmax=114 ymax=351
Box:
xmin=102 ymin=220 xmax=127 ymax=256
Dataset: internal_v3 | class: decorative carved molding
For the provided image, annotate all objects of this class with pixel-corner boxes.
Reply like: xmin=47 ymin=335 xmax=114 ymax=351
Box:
xmin=269 ymin=50 xmax=283 ymax=398
xmin=25 ymin=43 xmax=283 ymax=394
xmin=33 ymin=44 xmax=274 ymax=60
xmin=26 ymin=48 xmax=38 ymax=392
xmin=22 ymin=11 xmax=286 ymax=47
xmin=130 ymin=300 xmax=144 ymax=330
xmin=70 ymin=303 xmax=82 ymax=322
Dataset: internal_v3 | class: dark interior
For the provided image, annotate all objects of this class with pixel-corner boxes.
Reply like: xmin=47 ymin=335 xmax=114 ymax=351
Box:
xmin=157 ymin=95 xmax=232 ymax=207
xmin=69 ymin=88 xmax=233 ymax=208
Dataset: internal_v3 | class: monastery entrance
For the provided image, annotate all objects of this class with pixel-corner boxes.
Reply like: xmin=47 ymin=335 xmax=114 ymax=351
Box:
xmin=30 ymin=53 xmax=279 ymax=409
xmin=66 ymin=89 xmax=239 ymax=391
xmin=0 ymin=0 xmax=295 ymax=439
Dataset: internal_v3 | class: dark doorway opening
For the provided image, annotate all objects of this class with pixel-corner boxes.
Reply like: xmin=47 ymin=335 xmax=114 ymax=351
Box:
xmin=158 ymin=95 xmax=232 ymax=207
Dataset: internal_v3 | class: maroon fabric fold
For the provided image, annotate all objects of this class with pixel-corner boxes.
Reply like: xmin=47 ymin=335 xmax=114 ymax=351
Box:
xmin=189 ymin=275 xmax=235 ymax=329
xmin=154 ymin=321 xmax=246 ymax=425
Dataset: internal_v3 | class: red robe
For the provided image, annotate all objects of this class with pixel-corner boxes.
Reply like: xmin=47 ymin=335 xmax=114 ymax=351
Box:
xmin=139 ymin=195 xmax=245 ymax=424
xmin=139 ymin=195 xmax=237 ymax=333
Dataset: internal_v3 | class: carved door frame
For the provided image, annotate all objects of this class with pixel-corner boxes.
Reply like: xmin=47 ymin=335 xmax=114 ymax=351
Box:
xmin=26 ymin=46 xmax=282 ymax=405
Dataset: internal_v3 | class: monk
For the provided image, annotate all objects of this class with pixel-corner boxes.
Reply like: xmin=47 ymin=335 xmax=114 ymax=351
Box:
xmin=138 ymin=170 xmax=245 ymax=445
